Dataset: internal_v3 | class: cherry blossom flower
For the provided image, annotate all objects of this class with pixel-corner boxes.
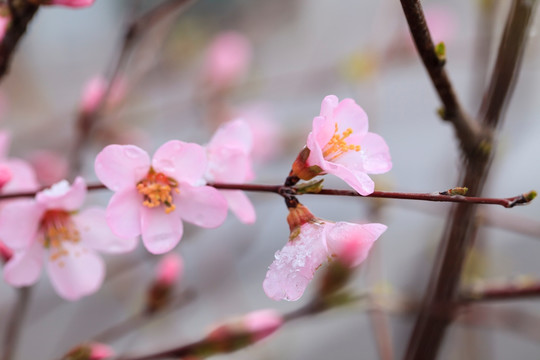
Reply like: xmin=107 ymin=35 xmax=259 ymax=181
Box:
xmin=79 ymin=75 xmax=126 ymax=114
xmin=155 ymin=252 xmax=183 ymax=286
xmin=39 ymin=0 xmax=95 ymax=8
xmin=202 ymin=31 xmax=252 ymax=91
xmin=0 ymin=177 xmax=136 ymax=300
xmin=263 ymin=204 xmax=386 ymax=301
xmin=95 ymin=141 xmax=228 ymax=254
xmin=205 ymin=119 xmax=255 ymax=224
xmin=291 ymin=95 xmax=392 ymax=195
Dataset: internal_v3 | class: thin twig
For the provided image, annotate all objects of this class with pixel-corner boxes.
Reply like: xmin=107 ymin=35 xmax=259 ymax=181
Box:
xmin=0 ymin=181 xmax=535 ymax=208
xmin=398 ymin=0 xmax=482 ymax=154
xmin=460 ymin=279 xmax=540 ymax=303
xmin=2 ymin=287 xmax=32 ymax=360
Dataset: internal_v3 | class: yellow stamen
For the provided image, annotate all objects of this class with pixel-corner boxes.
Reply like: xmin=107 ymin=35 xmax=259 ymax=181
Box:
xmin=41 ymin=210 xmax=80 ymax=262
xmin=321 ymin=123 xmax=361 ymax=161
xmin=137 ymin=169 xmax=179 ymax=213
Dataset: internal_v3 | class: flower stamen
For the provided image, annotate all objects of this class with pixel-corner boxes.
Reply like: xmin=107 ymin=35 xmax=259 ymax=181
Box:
xmin=41 ymin=210 xmax=80 ymax=262
xmin=322 ymin=123 xmax=360 ymax=161
xmin=137 ymin=169 xmax=180 ymax=214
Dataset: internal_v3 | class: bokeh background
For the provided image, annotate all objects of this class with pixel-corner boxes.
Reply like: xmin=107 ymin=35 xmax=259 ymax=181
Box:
xmin=0 ymin=0 xmax=539 ymax=359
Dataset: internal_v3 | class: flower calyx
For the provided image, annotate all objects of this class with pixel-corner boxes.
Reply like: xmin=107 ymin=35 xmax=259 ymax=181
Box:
xmin=286 ymin=203 xmax=317 ymax=234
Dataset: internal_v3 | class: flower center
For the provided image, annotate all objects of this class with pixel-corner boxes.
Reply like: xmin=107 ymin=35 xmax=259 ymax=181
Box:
xmin=41 ymin=210 xmax=80 ymax=263
xmin=322 ymin=123 xmax=361 ymax=161
xmin=136 ymin=169 xmax=179 ymax=214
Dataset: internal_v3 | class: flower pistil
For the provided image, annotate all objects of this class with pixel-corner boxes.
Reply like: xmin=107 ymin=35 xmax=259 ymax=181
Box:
xmin=136 ymin=169 xmax=180 ymax=214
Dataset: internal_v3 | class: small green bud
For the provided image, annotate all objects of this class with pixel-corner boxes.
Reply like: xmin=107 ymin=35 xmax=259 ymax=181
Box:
xmin=434 ymin=42 xmax=446 ymax=64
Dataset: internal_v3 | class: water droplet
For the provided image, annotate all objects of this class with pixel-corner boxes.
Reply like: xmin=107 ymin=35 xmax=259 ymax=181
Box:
xmin=124 ymin=147 xmax=141 ymax=159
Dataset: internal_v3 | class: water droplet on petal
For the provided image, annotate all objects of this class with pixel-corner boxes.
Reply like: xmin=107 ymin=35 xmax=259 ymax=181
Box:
xmin=124 ymin=147 xmax=141 ymax=159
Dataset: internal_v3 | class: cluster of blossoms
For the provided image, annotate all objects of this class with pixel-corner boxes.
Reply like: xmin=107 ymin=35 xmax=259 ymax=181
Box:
xmin=0 ymin=91 xmax=391 ymax=304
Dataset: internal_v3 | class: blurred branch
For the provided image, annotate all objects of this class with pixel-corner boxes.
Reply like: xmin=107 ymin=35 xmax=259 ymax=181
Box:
xmin=404 ymin=1 xmax=538 ymax=359
xmin=460 ymin=278 xmax=540 ymax=303
xmin=2 ymin=287 xmax=32 ymax=360
xmin=0 ymin=181 xmax=535 ymax=208
xmin=398 ymin=0 xmax=482 ymax=155
xmin=70 ymin=0 xmax=198 ymax=174
xmin=0 ymin=0 xmax=39 ymax=81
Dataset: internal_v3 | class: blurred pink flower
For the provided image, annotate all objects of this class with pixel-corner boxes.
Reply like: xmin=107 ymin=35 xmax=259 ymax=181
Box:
xmin=79 ymin=76 xmax=126 ymax=114
xmin=155 ymin=252 xmax=183 ymax=286
xmin=61 ymin=342 xmax=114 ymax=360
xmin=202 ymin=31 xmax=252 ymax=90
xmin=27 ymin=150 xmax=69 ymax=186
xmin=292 ymin=95 xmax=392 ymax=195
xmin=0 ymin=177 xmax=136 ymax=300
xmin=0 ymin=131 xmax=39 ymax=194
xmin=95 ymin=141 xmax=228 ymax=254
xmin=263 ymin=204 xmax=386 ymax=301
xmin=205 ymin=119 xmax=255 ymax=224
xmin=242 ymin=309 xmax=283 ymax=342
xmin=0 ymin=240 xmax=12 ymax=263
xmin=42 ymin=0 xmax=95 ymax=8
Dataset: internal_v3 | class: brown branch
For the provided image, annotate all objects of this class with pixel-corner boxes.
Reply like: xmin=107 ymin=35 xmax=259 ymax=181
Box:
xmin=460 ymin=279 xmax=540 ymax=303
xmin=1 ymin=287 xmax=32 ymax=360
xmin=398 ymin=0 xmax=482 ymax=154
xmin=70 ymin=0 xmax=197 ymax=174
xmin=0 ymin=0 xmax=39 ymax=82
xmin=404 ymin=1 xmax=538 ymax=359
xmin=0 ymin=181 xmax=535 ymax=209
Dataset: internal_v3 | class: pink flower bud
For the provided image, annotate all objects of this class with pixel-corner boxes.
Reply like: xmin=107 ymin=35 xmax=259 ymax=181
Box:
xmin=0 ymin=240 xmax=13 ymax=263
xmin=0 ymin=164 xmax=12 ymax=189
xmin=155 ymin=253 xmax=183 ymax=286
xmin=43 ymin=0 xmax=95 ymax=8
xmin=79 ymin=76 xmax=126 ymax=114
xmin=242 ymin=309 xmax=283 ymax=341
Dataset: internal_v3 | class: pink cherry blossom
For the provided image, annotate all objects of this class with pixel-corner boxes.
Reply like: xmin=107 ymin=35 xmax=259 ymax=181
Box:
xmin=95 ymin=141 xmax=228 ymax=254
xmin=0 ymin=177 xmax=136 ymax=300
xmin=242 ymin=309 xmax=283 ymax=341
xmin=27 ymin=150 xmax=69 ymax=186
xmin=155 ymin=252 xmax=183 ymax=286
xmin=263 ymin=205 xmax=386 ymax=301
xmin=41 ymin=0 xmax=95 ymax=8
xmin=292 ymin=95 xmax=392 ymax=195
xmin=205 ymin=119 xmax=255 ymax=224
xmin=202 ymin=31 xmax=252 ymax=90
xmin=79 ymin=75 xmax=126 ymax=114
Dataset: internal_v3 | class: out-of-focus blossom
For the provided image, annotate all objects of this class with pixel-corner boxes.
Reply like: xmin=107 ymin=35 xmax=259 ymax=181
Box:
xmin=38 ymin=0 xmax=95 ymax=8
xmin=234 ymin=105 xmax=282 ymax=163
xmin=146 ymin=252 xmax=184 ymax=313
xmin=0 ymin=177 xmax=136 ymax=300
xmin=202 ymin=31 xmax=252 ymax=91
xmin=61 ymin=342 xmax=114 ymax=360
xmin=290 ymin=95 xmax=392 ymax=195
xmin=425 ymin=5 xmax=457 ymax=44
xmin=205 ymin=119 xmax=255 ymax=224
xmin=79 ymin=76 xmax=126 ymax=115
xmin=0 ymin=163 xmax=12 ymax=189
xmin=27 ymin=150 xmax=69 ymax=186
xmin=263 ymin=204 xmax=386 ymax=301
xmin=0 ymin=240 xmax=12 ymax=263
xmin=95 ymin=141 xmax=228 ymax=254
xmin=0 ymin=131 xmax=39 ymax=194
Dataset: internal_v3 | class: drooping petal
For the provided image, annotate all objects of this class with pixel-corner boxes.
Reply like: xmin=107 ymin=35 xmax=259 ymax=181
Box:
xmin=263 ymin=222 xmax=329 ymax=301
xmin=174 ymin=184 xmax=228 ymax=228
xmin=3 ymin=240 xmax=44 ymax=287
xmin=95 ymin=144 xmax=150 ymax=192
xmin=208 ymin=119 xmax=252 ymax=154
xmin=332 ymin=98 xmax=369 ymax=136
xmin=36 ymin=177 xmax=87 ymax=211
xmin=206 ymin=147 xmax=253 ymax=183
xmin=152 ymin=141 xmax=207 ymax=185
xmin=140 ymin=206 xmax=183 ymax=254
xmin=0 ymin=199 xmax=43 ymax=250
xmin=324 ymin=162 xmax=375 ymax=196
xmin=73 ymin=207 xmax=137 ymax=253
xmin=220 ymin=190 xmax=256 ymax=224
xmin=106 ymin=188 xmax=142 ymax=238
xmin=1 ymin=158 xmax=39 ymax=193
xmin=358 ymin=132 xmax=392 ymax=174
xmin=47 ymin=243 xmax=104 ymax=301
xmin=325 ymin=222 xmax=386 ymax=267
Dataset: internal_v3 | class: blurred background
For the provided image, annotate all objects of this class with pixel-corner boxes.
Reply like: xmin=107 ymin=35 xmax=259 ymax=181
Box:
xmin=0 ymin=0 xmax=539 ymax=359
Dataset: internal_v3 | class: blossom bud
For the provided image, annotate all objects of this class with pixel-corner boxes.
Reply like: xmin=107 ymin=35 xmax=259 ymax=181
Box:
xmin=0 ymin=164 xmax=12 ymax=189
xmin=61 ymin=342 xmax=114 ymax=360
xmin=286 ymin=203 xmax=316 ymax=232
xmin=145 ymin=253 xmax=183 ymax=313
xmin=289 ymin=147 xmax=323 ymax=182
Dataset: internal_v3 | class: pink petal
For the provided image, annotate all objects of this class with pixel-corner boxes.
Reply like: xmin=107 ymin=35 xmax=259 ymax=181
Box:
xmin=47 ymin=243 xmax=104 ymax=300
xmin=306 ymin=130 xmax=327 ymax=169
xmin=208 ymin=119 xmax=252 ymax=154
xmin=325 ymin=222 xmax=386 ymax=267
xmin=152 ymin=141 xmax=207 ymax=185
xmin=310 ymin=116 xmax=334 ymax=152
xmin=95 ymin=144 xmax=150 ymax=192
xmin=332 ymin=98 xmax=369 ymax=136
xmin=220 ymin=190 xmax=256 ymax=224
xmin=3 ymin=241 xmax=44 ymax=287
xmin=0 ymin=159 xmax=39 ymax=193
xmin=73 ymin=207 xmax=137 ymax=253
xmin=325 ymin=162 xmax=375 ymax=196
xmin=36 ymin=177 xmax=87 ymax=211
xmin=175 ymin=184 xmax=228 ymax=228
xmin=0 ymin=199 xmax=43 ymax=250
xmin=106 ymin=188 xmax=142 ymax=238
xmin=140 ymin=206 xmax=183 ymax=254
xmin=358 ymin=132 xmax=392 ymax=174
xmin=155 ymin=253 xmax=183 ymax=286
xmin=319 ymin=95 xmax=339 ymax=119
xmin=263 ymin=222 xmax=329 ymax=301
xmin=206 ymin=148 xmax=253 ymax=183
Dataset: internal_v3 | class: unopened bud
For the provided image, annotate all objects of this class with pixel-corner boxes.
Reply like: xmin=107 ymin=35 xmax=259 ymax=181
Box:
xmin=286 ymin=203 xmax=316 ymax=232
xmin=61 ymin=342 xmax=113 ymax=360
xmin=146 ymin=253 xmax=183 ymax=313
xmin=289 ymin=147 xmax=323 ymax=182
